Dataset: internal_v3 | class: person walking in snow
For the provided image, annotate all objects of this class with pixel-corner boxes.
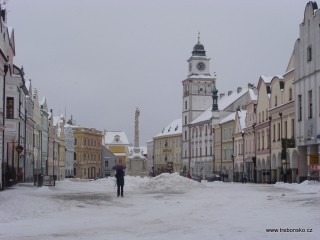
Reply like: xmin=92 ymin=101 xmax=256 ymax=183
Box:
xmin=242 ymin=172 xmax=247 ymax=184
xmin=115 ymin=169 xmax=125 ymax=197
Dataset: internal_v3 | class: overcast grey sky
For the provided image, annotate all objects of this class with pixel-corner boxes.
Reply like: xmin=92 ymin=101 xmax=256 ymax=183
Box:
xmin=8 ymin=0 xmax=307 ymax=145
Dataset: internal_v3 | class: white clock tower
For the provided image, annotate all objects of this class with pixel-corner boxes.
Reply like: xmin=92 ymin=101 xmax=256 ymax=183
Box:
xmin=182 ymin=35 xmax=216 ymax=172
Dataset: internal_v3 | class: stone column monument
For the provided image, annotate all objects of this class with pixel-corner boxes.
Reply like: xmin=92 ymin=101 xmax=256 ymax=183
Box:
xmin=127 ymin=108 xmax=147 ymax=177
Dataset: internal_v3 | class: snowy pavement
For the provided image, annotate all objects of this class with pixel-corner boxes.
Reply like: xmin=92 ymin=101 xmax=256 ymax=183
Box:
xmin=0 ymin=173 xmax=319 ymax=240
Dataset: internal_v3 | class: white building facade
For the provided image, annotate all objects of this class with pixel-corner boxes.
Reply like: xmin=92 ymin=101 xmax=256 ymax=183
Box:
xmin=294 ymin=2 xmax=320 ymax=181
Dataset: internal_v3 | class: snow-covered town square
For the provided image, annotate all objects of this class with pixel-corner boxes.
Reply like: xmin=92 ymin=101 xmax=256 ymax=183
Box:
xmin=0 ymin=174 xmax=319 ymax=240
xmin=1 ymin=1 xmax=320 ymax=239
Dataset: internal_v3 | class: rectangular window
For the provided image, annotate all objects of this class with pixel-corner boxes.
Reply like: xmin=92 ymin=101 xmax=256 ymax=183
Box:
xmin=278 ymin=123 xmax=280 ymax=141
xmin=185 ymin=101 xmax=187 ymax=110
xmin=308 ymin=90 xmax=312 ymax=118
xmin=307 ymin=45 xmax=312 ymax=62
xmin=105 ymin=161 xmax=108 ymax=167
xmin=6 ymin=97 xmax=14 ymax=119
xmin=273 ymin=125 xmax=276 ymax=142
xmin=298 ymin=95 xmax=302 ymax=121
xmin=289 ymin=88 xmax=292 ymax=101
xmin=184 ymin=131 xmax=187 ymax=140
xmin=291 ymin=119 xmax=295 ymax=138
xmin=284 ymin=121 xmax=287 ymax=138
xmin=185 ymin=116 xmax=187 ymax=125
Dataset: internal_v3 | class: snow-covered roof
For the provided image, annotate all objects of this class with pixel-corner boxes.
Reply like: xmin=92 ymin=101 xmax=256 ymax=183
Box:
xmin=53 ymin=115 xmax=64 ymax=126
xmin=191 ymin=87 xmax=248 ymax=124
xmin=260 ymin=75 xmax=283 ymax=83
xmin=25 ymin=79 xmax=31 ymax=92
xmin=8 ymin=26 xmax=13 ymax=38
xmin=219 ymin=112 xmax=236 ymax=124
xmin=248 ymin=88 xmax=257 ymax=101
xmin=155 ymin=118 xmax=182 ymax=138
xmin=238 ymin=110 xmax=247 ymax=132
xmin=260 ymin=75 xmax=273 ymax=83
xmin=105 ymin=131 xmax=130 ymax=145
xmin=187 ymin=74 xmax=213 ymax=79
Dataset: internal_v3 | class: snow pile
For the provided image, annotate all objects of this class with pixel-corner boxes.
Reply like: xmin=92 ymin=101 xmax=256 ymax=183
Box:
xmin=135 ymin=173 xmax=205 ymax=192
xmin=274 ymin=180 xmax=320 ymax=194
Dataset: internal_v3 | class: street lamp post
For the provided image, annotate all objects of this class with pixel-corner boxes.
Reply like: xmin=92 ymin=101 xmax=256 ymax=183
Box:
xmin=269 ymin=116 xmax=272 ymax=184
xmin=279 ymin=112 xmax=286 ymax=183
xmin=242 ymin=132 xmax=245 ymax=181
xmin=232 ymin=135 xmax=235 ymax=182
xmin=252 ymin=123 xmax=257 ymax=183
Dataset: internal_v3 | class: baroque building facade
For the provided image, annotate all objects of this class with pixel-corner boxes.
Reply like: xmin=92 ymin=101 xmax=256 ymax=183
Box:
xmin=73 ymin=127 xmax=103 ymax=179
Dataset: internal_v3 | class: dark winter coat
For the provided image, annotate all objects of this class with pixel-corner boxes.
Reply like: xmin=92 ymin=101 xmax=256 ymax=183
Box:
xmin=115 ymin=170 xmax=125 ymax=186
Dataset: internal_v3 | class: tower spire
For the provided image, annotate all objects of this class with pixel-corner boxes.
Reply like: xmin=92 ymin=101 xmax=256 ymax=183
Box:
xmin=198 ymin=32 xmax=200 ymax=43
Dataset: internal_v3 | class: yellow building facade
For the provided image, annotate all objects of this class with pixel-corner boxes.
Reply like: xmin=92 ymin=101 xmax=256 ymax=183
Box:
xmin=104 ymin=131 xmax=130 ymax=167
xmin=73 ymin=127 xmax=103 ymax=179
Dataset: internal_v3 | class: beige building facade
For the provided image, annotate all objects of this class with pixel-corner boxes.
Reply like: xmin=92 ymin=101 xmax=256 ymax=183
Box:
xmin=153 ymin=118 xmax=182 ymax=174
xmin=73 ymin=127 xmax=103 ymax=179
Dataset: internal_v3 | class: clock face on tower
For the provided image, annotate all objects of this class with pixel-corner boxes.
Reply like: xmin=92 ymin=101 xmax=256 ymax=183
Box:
xmin=197 ymin=62 xmax=206 ymax=71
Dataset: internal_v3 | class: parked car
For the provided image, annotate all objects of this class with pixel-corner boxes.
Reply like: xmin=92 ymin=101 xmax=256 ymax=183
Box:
xmin=207 ymin=174 xmax=221 ymax=182
xmin=192 ymin=175 xmax=201 ymax=182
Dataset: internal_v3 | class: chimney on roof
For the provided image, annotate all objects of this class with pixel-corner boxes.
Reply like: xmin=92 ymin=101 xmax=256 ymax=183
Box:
xmin=228 ymin=91 xmax=233 ymax=96
xmin=220 ymin=93 xmax=225 ymax=99
xmin=237 ymin=87 xmax=242 ymax=93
